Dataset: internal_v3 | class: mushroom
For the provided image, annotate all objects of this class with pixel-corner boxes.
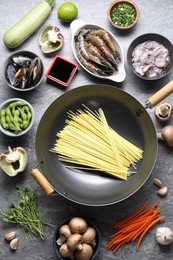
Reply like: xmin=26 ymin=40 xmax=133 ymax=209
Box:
xmin=56 ymin=224 xmax=72 ymax=245
xmin=69 ymin=217 xmax=88 ymax=234
xmin=154 ymin=103 xmax=172 ymax=122
xmin=74 ymin=243 xmax=93 ymax=260
xmin=83 ymin=227 xmax=97 ymax=247
xmin=67 ymin=233 xmax=83 ymax=251
xmin=157 ymin=125 xmax=173 ymax=147
xmin=156 ymin=227 xmax=173 ymax=245
xmin=59 ymin=242 xmax=74 ymax=259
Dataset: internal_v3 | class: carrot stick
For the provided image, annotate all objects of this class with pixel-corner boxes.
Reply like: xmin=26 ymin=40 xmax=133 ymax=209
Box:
xmin=107 ymin=201 xmax=165 ymax=254
xmin=115 ymin=201 xmax=149 ymax=226
xmin=115 ymin=201 xmax=149 ymax=228
xmin=113 ymin=242 xmax=125 ymax=253
xmin=131 ymin=208 xmax=161 ymax=241
xmin=136 ymin=216 xmax=165 ymax=251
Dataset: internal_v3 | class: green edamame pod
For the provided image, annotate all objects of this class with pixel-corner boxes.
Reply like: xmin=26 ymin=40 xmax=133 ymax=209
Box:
xmin=5 ymin=106 xmax=14 ymax=123
xmin=6 ymin=115 xmax=21 ymax=133
xmin=22 ymin=106 xmax=32 ymax=129
xmin=0 ymin=109 xmax=9 ymax=129
xmin=23 ymin=105 xmax=30 ymax=113
xmin=27 ymin=111 xmax=32 ymax=122
xmin=13 ymin=109 xmax=22 ymax=130
xmin=9 ymin=101 xmax=26 ymax=109
xmin=10 ymin=101 xmax=25 ymax=116
xmin=18 ymin=107 xmax=27 ymax=121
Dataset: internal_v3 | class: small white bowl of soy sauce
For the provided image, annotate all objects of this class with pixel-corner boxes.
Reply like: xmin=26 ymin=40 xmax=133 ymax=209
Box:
xmin=46 ymin=55 xmax=78 ymax=87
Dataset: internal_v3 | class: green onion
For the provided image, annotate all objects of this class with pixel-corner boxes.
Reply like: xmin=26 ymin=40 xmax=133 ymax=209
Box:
xmin=111 ymin=3 xmax=136 ymax=27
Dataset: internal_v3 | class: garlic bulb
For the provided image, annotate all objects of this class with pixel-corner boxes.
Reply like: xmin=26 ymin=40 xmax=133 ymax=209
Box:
xmin=156 ymin=227 xmax=173 ymax=245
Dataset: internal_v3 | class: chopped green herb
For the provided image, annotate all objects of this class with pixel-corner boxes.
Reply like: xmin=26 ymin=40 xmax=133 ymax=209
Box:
xmin=111 ymin=3 xmax=136 ymax=27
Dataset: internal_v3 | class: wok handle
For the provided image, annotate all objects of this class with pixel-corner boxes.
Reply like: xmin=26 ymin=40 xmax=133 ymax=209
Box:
xmin=31 ymin=168 xmax=54 ymax=196
xmin=146 ymin=80 xmax=173 ymax=108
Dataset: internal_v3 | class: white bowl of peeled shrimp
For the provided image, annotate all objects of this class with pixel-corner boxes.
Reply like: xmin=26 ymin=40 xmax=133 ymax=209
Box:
xmin=70 ymin=19 xmax=126 ymax=83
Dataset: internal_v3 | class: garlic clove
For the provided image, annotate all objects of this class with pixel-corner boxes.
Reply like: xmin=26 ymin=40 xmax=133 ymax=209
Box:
xmin=4 ymin=231 xmax=16 ymax=241
xmin=157 ymin=186 xmax=168 ymax=196
xmin=10 ymin=238 xmax=19 ymax=250
xmin=153 ymin=178 xmax=162 ymax=188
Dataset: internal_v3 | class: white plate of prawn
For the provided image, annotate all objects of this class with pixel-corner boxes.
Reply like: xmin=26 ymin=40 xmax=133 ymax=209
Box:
xmin=70 ymin=19 xmax=126 ymax=83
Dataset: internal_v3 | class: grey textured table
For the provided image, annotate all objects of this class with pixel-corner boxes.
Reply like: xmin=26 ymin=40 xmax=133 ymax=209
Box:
xmin=1 ymin=0 xmax=173 ymax=259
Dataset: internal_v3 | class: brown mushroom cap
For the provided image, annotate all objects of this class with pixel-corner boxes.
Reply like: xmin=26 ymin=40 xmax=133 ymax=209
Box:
xmin=83 ymin=227 xmax=96 ymax=246
xmin=161 ymin=125 xmax=173 ymax=147
xmin=69 ymin=217 xmax=88 ymax=234
xmin=59 ymin=242 xmax=72 ymax=258
xmin=56 ymin=224 xmax=72 ymax=245
xmin=67 ymin=233 xmax=83 ymax=251
xmin=74 ymin=243 xmax=93 ymax=260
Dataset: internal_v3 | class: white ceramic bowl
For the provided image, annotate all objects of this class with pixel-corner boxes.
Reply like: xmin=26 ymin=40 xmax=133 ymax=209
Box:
xmin=0 ymin=98 xmax=35 ymax=137
xmin=70 ymin=19 xmax=126 ymax=83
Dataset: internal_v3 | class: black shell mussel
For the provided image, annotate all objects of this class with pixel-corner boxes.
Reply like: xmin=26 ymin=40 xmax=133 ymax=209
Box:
xmin=6 ymin=55 xmax=42 ymax=89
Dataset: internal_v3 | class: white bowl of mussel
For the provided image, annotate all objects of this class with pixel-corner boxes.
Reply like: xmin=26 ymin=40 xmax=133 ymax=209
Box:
xmin=3 ymin=50 xmax=44 ymax=91
xmin=70 ymin=19 xmax=126 ymax=83
xmin=0 ymin=98 xmax=35 ymax=137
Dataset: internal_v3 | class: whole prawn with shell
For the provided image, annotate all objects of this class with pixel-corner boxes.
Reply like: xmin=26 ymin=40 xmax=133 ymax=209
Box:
xmin=75 ymin=28 xmax=121 ymax=76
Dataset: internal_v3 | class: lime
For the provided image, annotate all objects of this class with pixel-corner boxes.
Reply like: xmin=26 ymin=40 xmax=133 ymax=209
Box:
xmin=58 ymin=2 xmax=78 ymax=23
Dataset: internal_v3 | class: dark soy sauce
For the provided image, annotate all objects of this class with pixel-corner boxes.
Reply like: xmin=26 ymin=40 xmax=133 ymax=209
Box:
xmin=48 ymin=58 xmax=76 ymax=83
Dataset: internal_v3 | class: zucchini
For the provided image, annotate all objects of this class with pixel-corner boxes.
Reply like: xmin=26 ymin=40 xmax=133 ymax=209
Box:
xmin=3 ymin=0 xmax=55 ymax=49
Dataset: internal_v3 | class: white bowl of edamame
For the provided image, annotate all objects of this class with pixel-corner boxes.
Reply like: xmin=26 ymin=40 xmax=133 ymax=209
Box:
xmin=0 ymin=98 xmax=35 ymax=137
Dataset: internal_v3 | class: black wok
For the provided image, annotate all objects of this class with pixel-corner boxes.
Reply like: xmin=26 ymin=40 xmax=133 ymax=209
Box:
xmin=34 ymin=83 xmax=173 ymax=206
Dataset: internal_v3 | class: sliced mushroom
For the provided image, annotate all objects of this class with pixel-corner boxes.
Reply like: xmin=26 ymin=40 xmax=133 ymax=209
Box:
xmin=69 ymin=217 xmax=88 ymax=234
xmin=154 ymin=103 xmax=172 ymax=122
xmin=56 ymin=224 xmax=72 ymax=245
xmin=74 ymin=243 xmax=93 ymax=260
xmin=157 ymin=125 xmax=173 ymax=147
xmin=83 ymin=227 xmax=96 ymax=247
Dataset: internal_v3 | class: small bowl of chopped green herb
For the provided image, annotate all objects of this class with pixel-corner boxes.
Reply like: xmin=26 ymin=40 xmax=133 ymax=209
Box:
xmin=107 ymin=0 xmax=140 ymax=30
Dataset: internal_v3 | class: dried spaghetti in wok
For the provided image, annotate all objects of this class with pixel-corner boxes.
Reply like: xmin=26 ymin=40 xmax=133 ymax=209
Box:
xmin=51 ymin=106 xmax=143 ymax=180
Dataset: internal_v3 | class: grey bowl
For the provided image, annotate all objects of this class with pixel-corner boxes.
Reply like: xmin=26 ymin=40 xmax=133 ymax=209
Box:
xmin=127 ymin=33 xmax=173 ymax=80
xmin=3 ymin=50 xmax=44 ymax=91
xmin=0 ymin=98 xmax=35 ymax=137
xmin=53 ymin=217 xmax=101 ymax=260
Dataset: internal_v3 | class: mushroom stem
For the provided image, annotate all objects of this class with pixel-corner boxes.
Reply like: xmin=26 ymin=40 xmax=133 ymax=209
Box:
xmin=154 ymin=103 xmax=172 ymax=122
xmin=56 ymin=224 xmax=72 ymax=245
xmin=157 ymin=132 xmax=164 ymax=141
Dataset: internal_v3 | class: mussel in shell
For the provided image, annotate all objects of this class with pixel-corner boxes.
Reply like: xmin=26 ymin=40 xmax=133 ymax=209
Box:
xmin=6 ymin=64 xmax=18 ymax=86
xmin=12 ymin=56 xmax=32 ymax=67
xmin=6 ymin=55 xmax=42 ymax=89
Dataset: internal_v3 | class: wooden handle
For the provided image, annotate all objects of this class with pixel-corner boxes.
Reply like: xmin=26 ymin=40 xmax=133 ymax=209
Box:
xmin=31 ymin=168 xmax=54 ymax=196
xmin=148 ymin=80 xmax=173 ymax=107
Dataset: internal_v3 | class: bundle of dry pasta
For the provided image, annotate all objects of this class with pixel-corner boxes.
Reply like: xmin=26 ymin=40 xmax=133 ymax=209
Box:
xmin=51 ymin=106 xmax=143 ymax=180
